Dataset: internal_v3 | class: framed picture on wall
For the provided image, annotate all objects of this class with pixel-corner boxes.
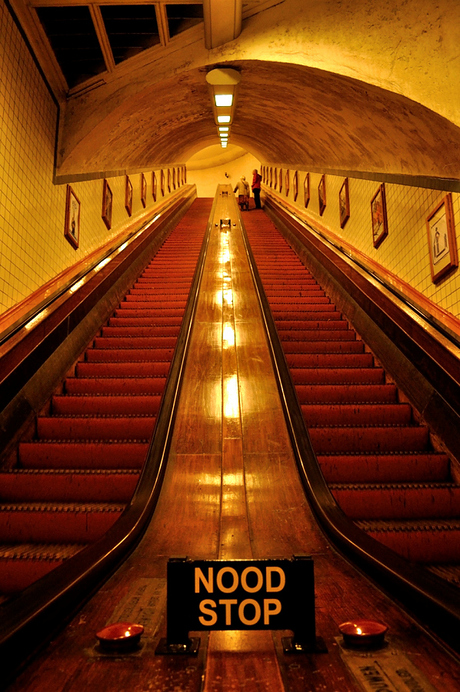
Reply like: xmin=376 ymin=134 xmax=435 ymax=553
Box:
xmin=183 ymin=165 xmax=187 ymax=185
xmin=426 ymin=193 xmax=458 ymax=283
xmin=304 ymin=173 xmax=310 ymax=208
xmin=371 ymin=183 xmax=388 ymax=248
xmin=172 ymin=167 xmax=176 ymax=190
xmin=64 ymin=185 xmax=80 ymax=249
xmin=125 ymin=175 xmax=133 ymax=216
xmin=274 ymin=168 xmax=277 ymax=190
xmin=318 ymin=174 xmax=326 ymax=216
xmin=285 ymin=169 xmax=290 ymax=196
xmin=293 ymin=170 xmax=298 ymax=202
xmin=339 ymin=177 xmax=350 ymax=228
xmin=269 ymin=167 xmax=273 ymax=188
xmin=278 ymin=168 xmax=283 ymax=193
xmin=152 ymin=171 xmax=157 ymax=201
xmin=141 ymin=173 xmax=147 ymax=207
xmin=102 ymin=178 xmax=113 ymax=230
xmin=161 ymin=169 xmax=165 ymax=196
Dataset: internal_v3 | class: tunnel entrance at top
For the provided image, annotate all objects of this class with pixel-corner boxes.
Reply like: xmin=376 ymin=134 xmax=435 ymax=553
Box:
xmin=185 ymin=143 xmax=261 ymax=199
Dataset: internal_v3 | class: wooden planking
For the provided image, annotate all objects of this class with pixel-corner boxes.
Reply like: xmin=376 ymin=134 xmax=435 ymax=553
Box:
xmin=203 ymin=191 xmax=283 ymax=691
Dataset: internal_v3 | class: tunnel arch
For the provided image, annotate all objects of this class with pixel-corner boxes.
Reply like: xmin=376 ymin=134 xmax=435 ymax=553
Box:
xmin=57 ymin=59 xmax=460 ymax=184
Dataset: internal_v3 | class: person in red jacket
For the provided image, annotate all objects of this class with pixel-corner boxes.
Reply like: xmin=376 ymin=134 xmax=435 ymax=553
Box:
xmin=252 ymin=169 xmax=262 ymax=209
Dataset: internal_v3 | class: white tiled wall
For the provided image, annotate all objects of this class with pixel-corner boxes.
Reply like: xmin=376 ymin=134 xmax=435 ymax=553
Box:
xmin=0 ymin=0 xmax=181 ymax=317
xmin=2 ymin=0 xmax=460 ymax=323
xmin=265 ymin=167 xmax=460 ymax=320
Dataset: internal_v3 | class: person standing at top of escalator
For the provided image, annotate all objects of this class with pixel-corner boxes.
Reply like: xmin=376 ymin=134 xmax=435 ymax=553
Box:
xmin=252 ymin=169 xmax=262 ymax=209
xmin=234 ymin=176 xmax=250 ymax=211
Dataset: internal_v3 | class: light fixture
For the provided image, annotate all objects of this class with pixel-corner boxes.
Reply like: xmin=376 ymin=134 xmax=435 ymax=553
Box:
xmin=206 ymin=68 xmax=241 ymax=148
xmin=215 ymin=94 xmax=233 ymax=107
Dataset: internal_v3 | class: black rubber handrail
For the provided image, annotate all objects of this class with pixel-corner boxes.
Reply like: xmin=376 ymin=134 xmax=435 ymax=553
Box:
xmin=0 ymin=195 xmax=217 ymax=685
xmin=239 ymin=205 xmax=460 ymax=659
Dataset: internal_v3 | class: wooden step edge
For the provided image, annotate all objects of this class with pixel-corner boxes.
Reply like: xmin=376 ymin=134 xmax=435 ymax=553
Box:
xmin=37 ymin=413 xmax=157 ymax=419
xmin=0 ymin=543 xmax=86 ymax=560
xmin=330 ymin=481 xmax=460 ymax=491
xmin=0 ymin=469 xmax=140 ymax=476
xmin=26 ymin=437 xmax=151 ymax=443
xmin=0 ymin=502 xmax=126 ymax=512
xmin=356 ymin=518 xmax=460 ymax=532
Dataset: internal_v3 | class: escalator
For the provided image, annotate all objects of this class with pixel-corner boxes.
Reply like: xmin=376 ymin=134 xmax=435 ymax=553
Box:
xmin=243 ymin=210 xmax=460 ymax=575
xmin=0 ymin=197 xmax=213 ymax=677
xmin=0 ymin=207 xmax=207 ymax=593
xmin=241 ymin=206 xmax=460 ymax=651
xmin=1 ymin=190 xmax=460 ymax=689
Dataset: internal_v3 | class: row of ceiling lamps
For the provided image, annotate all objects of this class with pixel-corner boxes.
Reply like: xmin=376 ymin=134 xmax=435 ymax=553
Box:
xmin=206 ymin=68 xmax=241 ymax=148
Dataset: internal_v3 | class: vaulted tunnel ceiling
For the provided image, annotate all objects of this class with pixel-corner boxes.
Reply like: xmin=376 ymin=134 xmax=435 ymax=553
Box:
xmin=11 ymin=0 xmax=460 ymax=183
xmin=56 ymin=59 xmax=460 ymax=182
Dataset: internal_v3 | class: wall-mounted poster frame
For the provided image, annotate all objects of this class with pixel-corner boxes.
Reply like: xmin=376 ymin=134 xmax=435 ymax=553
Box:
xmin=371 ymin=183 xmax=388 ymax=248
xmin=339 ymin=177 xmax=350 ymax=228
xmin=125 ymin=175 xmax=133 ymax=216
xmin=293 ymin=170 xmax=298 ymax=202
xmin=172 ymin=167 xmax=176 ymax=190
xmin=183 ymin=165 xmax=187 ymax=185
xmin=278 ymin=168 xmax=283 ymax=193
xmin=167 ymin=169 xmax=171 ymax=193
xmin=140 ymin=173 xmax=147 ymax=207
xmin=269 ymin=167 xmax=273 ymax=188
xmin=318 ymin=174 xmax=326 ymax=216
xmin=64 ymin=184 xmax=80 ymax=249
xmin=102 ymin=178 xmax=113 ymax=230
xmin=273 ymin=168 xmax=277 ymax=190
xmin=152 ymin=171 xmax=157 ymax=201
xmin=426 ymin=193 xmax=458 ymax=283
xmin=285 ymin=169 xmax=290 ymax=196
xmin=304 ymin=173 xmax=310 ymax=208
xmin=161 ymin=169 xmax=165 ymax=196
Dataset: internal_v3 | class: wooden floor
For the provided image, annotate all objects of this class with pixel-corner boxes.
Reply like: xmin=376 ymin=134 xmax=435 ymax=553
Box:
xmin=8 ymin=188 xmax=460 ymax=691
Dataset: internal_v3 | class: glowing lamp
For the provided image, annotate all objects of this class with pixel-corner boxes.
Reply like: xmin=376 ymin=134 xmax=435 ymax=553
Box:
xmin=215 ymin=94 xmax=233 ymax=107
xmin=96 ymin=622 xmax=144 ymax=652
xmin=339 ymin=620 xmax=388 ymax=648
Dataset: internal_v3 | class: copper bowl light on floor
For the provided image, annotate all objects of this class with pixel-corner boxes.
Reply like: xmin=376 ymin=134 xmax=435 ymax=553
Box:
xmin=96 ymin=622 xmax=144 ymax=653
xmin=339 ymin=620 xmax=388 ymax=648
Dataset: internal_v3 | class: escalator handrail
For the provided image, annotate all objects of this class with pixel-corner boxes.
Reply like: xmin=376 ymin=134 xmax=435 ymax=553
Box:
xmin=239 ymin=205 xmax=460 ymax=658
xmin=0 ymin=197 xmax=217 ymax=683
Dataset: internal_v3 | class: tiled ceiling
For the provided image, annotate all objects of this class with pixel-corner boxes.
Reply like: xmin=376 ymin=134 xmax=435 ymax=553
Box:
xmin=35 ymin=3 xmax=204 ymax=89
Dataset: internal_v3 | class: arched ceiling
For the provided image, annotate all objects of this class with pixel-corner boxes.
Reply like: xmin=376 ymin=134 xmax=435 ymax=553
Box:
xmin=15 ymin=0 xmax=460 ymax=183
xmin=56 ymin=59 xmax=460 ymax=182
